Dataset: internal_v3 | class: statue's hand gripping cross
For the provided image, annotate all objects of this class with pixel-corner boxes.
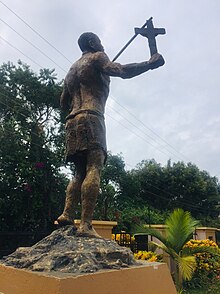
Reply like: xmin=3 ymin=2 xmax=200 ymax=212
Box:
xmin=112 ymin=17 xmax=166 ymax=62
xmin=135 ymin=17 xmax=166 ymax=56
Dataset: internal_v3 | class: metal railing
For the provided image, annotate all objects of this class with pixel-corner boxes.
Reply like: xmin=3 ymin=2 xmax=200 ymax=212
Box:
xmin=112 ymin=231 xmax=149 ymax=253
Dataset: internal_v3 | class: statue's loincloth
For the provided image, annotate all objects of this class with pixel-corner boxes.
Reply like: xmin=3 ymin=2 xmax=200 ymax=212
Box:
xmin=65 ymin=110 xmax=107 ymax=163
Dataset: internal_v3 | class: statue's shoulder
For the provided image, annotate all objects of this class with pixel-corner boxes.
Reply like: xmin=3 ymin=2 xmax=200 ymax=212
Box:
xmin=92 ymin=52 xmax=110 ymax=67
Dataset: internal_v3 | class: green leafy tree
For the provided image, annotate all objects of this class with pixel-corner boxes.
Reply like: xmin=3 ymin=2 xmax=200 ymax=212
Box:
xmin=96 ymin=155 xmax=219 ymax=227
xmin=162 ymin=162 xmax=220 ymax=220
xmin=95 ymin=155 xmax=168 ymax=230
xmin=129 ymin=159 xmax=166 ymax=209
xmin=0 ymin=61 xmax=67 ymax=231
xmin=116 ymin=206 xmax=168 ymax=232
xmin=127 ymin=159 xmax=220 ymax=223
xmin=95 ymin=153 xmax=127 ymax=220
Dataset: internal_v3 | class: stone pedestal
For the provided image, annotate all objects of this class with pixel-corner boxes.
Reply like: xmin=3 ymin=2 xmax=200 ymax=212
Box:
xmin=0 ymin=262 xmax=176 ymax=294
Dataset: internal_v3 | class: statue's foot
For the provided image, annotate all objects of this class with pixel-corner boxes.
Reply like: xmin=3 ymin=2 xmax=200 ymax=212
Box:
xmin=56 ymin=213 xmax=76 ymax=228
xmin=76 ymin=222 xmax=102 ymax=239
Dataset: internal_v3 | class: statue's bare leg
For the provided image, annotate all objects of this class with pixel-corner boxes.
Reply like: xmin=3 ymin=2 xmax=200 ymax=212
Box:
xmin=57 ymin=159 xmax=86 ymax=228
xmin=77 ymin=149 xmax=105 ymax=238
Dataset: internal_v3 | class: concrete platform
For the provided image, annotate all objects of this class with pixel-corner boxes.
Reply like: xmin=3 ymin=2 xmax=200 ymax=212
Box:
xmin=0 ymin=262 xmax=176 ymax=294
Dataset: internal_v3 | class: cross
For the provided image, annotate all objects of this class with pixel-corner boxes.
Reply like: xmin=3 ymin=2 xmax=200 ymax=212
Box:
xmin=135 ymin=17 xmax=166 ymax=56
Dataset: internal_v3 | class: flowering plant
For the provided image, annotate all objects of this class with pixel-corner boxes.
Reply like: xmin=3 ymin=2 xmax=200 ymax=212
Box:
xmin=184 ymin=239 xmax=220 ymax=288
xmin=134 ymin=250 xmax=162 ymax=262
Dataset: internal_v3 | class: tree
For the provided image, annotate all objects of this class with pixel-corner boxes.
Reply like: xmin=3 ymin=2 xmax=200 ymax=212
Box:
xmin=95 ymin=155 xmax=220 ymax=227
xmin=126 ymin=159 xmax=220 ymax=223
xmin=162 ymin=162 xmax=220 ymax=219
xmin=95 ymin=153 xmax=127 ymax=220
xmin=129 ymin=159 xmax=166 ymax=209
xmin=116 ymin=206 xmax=167 ymax=232
xmin=95 ymin=155 xmax=168 ymax=230
xmin=0 ymin=61 xmax=67 ymax=231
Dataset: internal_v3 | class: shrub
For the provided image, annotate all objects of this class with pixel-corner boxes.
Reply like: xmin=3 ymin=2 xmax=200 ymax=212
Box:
xmin=184 ymin=239 xmax=220 ymax=288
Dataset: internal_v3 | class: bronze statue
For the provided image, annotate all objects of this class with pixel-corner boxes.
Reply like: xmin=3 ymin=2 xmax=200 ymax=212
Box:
xmin=57 ymin=30 xmax=165 ymax=237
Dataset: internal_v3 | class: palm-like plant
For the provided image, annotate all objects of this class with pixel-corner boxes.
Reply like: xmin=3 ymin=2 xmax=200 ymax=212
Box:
xmin=133 ymin=208 xmax=218 ymax=292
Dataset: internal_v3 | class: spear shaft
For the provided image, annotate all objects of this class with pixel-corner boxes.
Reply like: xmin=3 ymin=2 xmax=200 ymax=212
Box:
xmin=112 ymin=18 xmax=151 ymax=62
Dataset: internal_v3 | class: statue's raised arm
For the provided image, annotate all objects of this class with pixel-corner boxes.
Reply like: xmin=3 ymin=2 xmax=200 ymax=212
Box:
xmin=95 ymin=51 xmax=164 ymax=79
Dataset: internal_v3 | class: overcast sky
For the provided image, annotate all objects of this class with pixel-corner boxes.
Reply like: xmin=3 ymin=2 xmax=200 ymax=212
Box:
xmin=1 ymin=0 xmax=220 ymax=178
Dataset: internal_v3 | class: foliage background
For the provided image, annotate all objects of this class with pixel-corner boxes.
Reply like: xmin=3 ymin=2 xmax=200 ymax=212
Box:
xmin=0 ymin=61 xmax=67 ymax=231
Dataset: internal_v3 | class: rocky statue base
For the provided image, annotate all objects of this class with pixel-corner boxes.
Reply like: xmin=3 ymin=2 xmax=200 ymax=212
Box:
xmin=0 ymin=226 xmax=176 ymax=294
xmin=1 ymin=226 xmax=136 ymax=273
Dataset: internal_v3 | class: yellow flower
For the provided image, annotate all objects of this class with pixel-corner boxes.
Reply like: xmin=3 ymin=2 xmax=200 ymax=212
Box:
xmin=148 ymin=256 xmax=157 ymax=262
xmin=134 ymin=251 xmax=160 ymax=262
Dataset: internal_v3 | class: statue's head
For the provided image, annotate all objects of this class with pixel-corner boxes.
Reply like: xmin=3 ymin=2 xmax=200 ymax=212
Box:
xmin=78 ymin=32 xmax=104 ymax=53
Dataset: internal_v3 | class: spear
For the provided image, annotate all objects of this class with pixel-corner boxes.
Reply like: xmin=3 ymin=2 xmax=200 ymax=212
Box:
xmin=112 ymin=19 xmax=149 ymax=62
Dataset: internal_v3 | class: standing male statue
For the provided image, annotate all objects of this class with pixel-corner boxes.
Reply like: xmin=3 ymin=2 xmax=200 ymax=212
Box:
xmin=57 ymin=32 xmax=165 ymax=237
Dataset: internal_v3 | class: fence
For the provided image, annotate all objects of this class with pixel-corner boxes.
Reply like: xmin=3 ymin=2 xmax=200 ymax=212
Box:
xmin=112 ymin=232 xmax=149 ymax=253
